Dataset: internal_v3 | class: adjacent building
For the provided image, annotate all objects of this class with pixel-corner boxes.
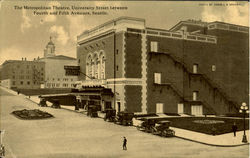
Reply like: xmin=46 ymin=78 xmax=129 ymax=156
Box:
xmin=39 ymin=37 xmax=78 ymax=89
xmin=75 ymin=17 xmax=249 ymax=116
xmin=0 ymin=58 xmax=45 ymax=89
xmin=0 ymin=37 xmax=78 ymax=90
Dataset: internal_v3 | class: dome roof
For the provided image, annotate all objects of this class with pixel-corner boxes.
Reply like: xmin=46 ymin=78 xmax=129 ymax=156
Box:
xmin=47 ymin=36 xmax=55 ymax=46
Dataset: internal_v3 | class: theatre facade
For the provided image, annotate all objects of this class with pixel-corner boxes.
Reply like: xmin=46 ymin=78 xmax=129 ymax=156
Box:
xmin=75 ymin=17 xmax=249 ymax=115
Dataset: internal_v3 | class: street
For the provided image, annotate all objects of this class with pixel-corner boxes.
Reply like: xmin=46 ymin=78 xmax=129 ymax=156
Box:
xmin=0 ymin=88 xmax=249 ymax=158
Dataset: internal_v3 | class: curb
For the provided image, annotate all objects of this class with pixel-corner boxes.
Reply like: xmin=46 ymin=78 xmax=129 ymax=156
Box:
xmin=174 ymin=135 xmax=250 ymax=147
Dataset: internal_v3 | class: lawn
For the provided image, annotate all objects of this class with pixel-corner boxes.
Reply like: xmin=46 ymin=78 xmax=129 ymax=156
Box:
xmin=164 ymin=117 xmax=249 ymax=135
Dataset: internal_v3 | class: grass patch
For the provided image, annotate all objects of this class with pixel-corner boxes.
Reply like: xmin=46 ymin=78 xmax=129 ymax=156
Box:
xmin=164 ymin=117 xmax=249 ymax=135
xmin=12 ymin=109 xmax=54 ymax=120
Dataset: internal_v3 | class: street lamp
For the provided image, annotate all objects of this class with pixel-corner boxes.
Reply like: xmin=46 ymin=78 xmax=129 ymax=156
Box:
xmin=239 ymin=102 xmax=249 ymax=143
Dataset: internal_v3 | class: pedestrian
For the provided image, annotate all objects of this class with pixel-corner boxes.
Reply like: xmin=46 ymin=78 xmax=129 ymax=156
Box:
xmin=232 ymin=122 xmax=237 ymax=137
xmin=123 ymin=137 xmax=127 ymax=150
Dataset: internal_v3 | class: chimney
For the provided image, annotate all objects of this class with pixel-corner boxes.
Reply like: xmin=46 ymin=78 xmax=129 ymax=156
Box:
xmin=37 ymin=56 xmax=40 ymax=60
xmin=34 ymin=58 xmax=36 ymax=61
xmin=25 ymin=57 xmax=27 ymax=61
xmin=22 ymin=57 xmax=23 ymax=61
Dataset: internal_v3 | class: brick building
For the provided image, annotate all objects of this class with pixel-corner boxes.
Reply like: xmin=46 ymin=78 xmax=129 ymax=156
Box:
xmin=0 ymin=58 xmax=45 ymax=89
xmin=76 ymin=17 xmax=249 ymax=115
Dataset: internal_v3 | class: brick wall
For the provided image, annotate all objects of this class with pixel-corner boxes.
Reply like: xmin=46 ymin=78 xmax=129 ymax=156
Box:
xmin=124 ymin=85 xmax=142 ymax=112
xmin=124 ymin=32 xmax=142 ymax=78
xmin=77 ymin=32 xmax=124 ymax=80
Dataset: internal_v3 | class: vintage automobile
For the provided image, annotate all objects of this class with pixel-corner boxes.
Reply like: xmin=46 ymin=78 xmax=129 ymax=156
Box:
xmin=114 ymin=111 xmax=134 ymax=126
xmin=103 ymin=109 xmax=116 ymax=122
xmin=51 ymin=99 xmax=61 ymax=109
xmin=86 ymin=105 xmax=100 ymax=117
xmin=151 ymin=120 xmax=175 ymax=137
xmin=38 ymin=98 xmax=47 ymax=107
xmin=136 ymin=118 xmax=158 ymax=133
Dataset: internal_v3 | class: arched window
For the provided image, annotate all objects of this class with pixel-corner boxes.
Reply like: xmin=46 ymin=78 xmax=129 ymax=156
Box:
xmin=99 ymin=51 xmax=106 ymax=79
xmin=86 ymin=54 xmax=92 ymax=80
xmin=93 ymin=53 xmax=98 ymax=79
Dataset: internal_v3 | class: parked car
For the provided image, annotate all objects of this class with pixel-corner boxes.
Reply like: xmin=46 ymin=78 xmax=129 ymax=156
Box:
xmin=136 ymin=118 xmax=158 ymax=133
xmin=87 ymin=105 xmax=100 ymax=117
xmin=151 ymin=120 xmax=175 ymax=137
xmin=104 ymin=109 xmax=116 ymax=122
xmin=114 ymin=111 xmax=134 ymax=126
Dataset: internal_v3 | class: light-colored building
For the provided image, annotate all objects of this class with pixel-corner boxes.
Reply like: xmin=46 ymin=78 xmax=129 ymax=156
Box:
xmin=39 ymin=37 xmax=78 ymax=88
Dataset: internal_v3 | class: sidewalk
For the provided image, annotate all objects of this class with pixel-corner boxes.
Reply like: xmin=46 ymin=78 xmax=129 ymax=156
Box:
xmin=1 ymin=86 xmax=249 ymax=147
xmin=172 ymin=127 xmax=249 ymax=147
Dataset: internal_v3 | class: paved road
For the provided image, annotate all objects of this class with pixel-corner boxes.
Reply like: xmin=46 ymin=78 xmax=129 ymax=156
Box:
xmin=0 ymin=88 xmax=249 ymax=158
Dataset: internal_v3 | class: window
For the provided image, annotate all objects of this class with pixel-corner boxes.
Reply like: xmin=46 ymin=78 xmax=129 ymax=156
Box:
xmin=150 ymin=41 xmax=158 ymax=52
xmin=20 ymin=81 xmax=23 ymax=85
xmin=156 ymin=103 xmax=164 ymax=113
xmin=71 ymin=79 xmax=73 ymax=81
xmin=116 ymin=65 xmax=119 ymax=71
xmin=27 ymin=81 xmax=30 ymax=85
xmin=58 ymin=78 xmax=60 ymax=81
xmin=193 ymin=91 xmax=199 ymax=101
xmin=26 ymin=76 xmax=29 ymax=79
xmin=193 ymin=64 xmax=198 ymax=74
xmin=56 ymin=83 xmax=60 ymax=87
xmin=12 ymin=81 xmax=15 ymax=85
xmin=212 ymin=65 xmax=216 ymax=72
xmin=12 ymin=76 xmax=15 ymax=79
xmin=154 ymin=73 xmax=161 ymax=84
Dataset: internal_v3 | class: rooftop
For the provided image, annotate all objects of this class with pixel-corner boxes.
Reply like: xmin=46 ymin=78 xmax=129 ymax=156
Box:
xmin=40 ymin=55 xmax=76 ymax=60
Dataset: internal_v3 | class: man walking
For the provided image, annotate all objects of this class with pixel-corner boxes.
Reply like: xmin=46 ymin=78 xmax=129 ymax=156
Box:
xmin=232 ymin=122 xmax=238 ymax=137
xmin=123 ymin=137 xmax=127 ymax=150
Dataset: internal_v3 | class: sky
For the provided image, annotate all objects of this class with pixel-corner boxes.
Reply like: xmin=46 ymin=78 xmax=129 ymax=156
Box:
xmin=0 ymin=1 xmax=249 ymax=65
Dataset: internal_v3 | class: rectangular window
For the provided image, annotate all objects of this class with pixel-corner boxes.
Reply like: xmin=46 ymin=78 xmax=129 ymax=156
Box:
xmin=193 ymin=91 xmax=199 ymax=101
xmin=193 ymin=64 xmax=198 ymax=74
xmin=20 ymin=81 xmax=23 ymax=85
xmin=154 ymin=73 xmax=161 ymax=84
xmin=150 ymin=41 xmax=158 ymax=52
xmin=12 ymin=81 xmax=15 ymax=85
xmin=12 ymin=76 xmax=15 ymax=79
xmin=58 ymin=78 xmax=60 ymax=81
xmin=212 ymin=65 xmax=216 ymax=72
xmin=156 ymin=103 xmax=164 ymax=113
xmin=116 ymin=65 xmax=119 ymax=71
xmin=27 ymin=81 xmax=30 ymax=85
